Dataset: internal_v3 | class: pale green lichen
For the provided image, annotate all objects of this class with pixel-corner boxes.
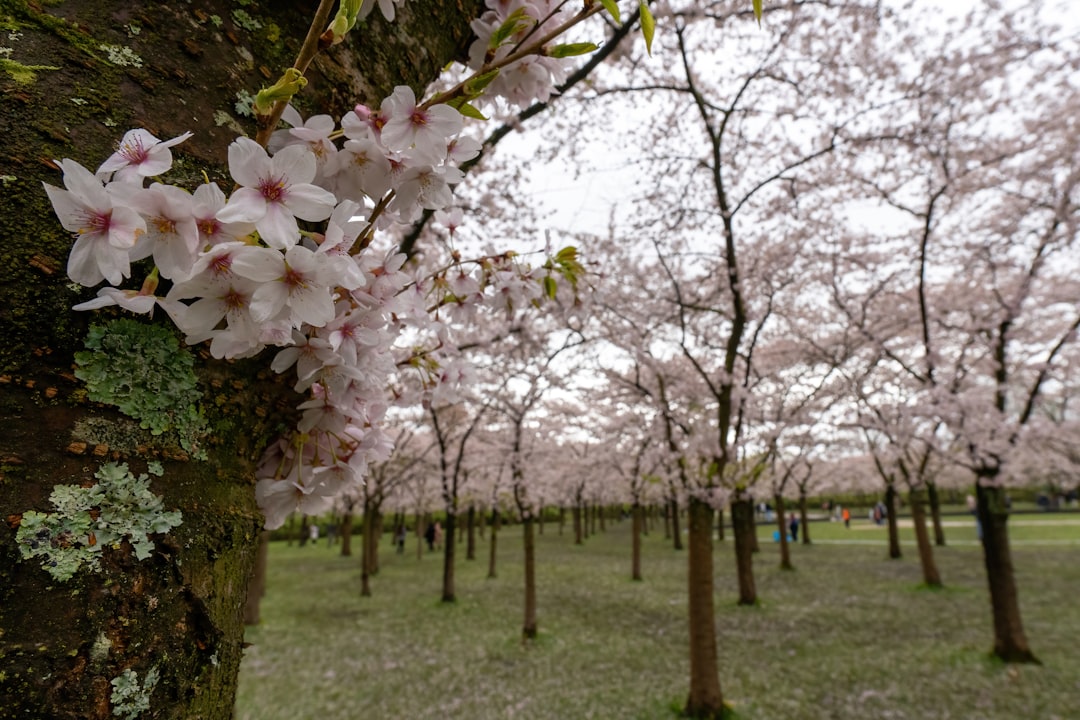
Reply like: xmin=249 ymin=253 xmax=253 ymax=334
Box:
xmin=233 ymin=88 xmax=255 ymax=117
xmin=209 ymin=14 xmax=223 ymax=28
xmin=231 ymin=9 xmax=262 ymax=31
xmin=110 ymin=665 xmax=159 ymax=719
xmin=90 ymin=632 xmax=112 ymax=664
xmin=98 ymin=43 xmax=143 ymax=68
xmin=15 ymin=463 xmax=183 ymax=581
xmin=75 ymin=319 xmax=207 ymax=457
xmin=0 ymin=56 xmax=60 ymax=84
xmin=0 ymin=175 xmax=15 ymax=186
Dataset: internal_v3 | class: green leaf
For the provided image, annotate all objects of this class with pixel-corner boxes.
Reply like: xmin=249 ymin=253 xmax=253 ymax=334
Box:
xmin=543 ymin=276 xmax=558 ymax=300
xmin=455 ymin=101 xmax=488 ymax=121
xmin=639 ymin=1 xmax=655 ymax=56
xmin=600 ymin=0 xmax=621 ymax=23
xmin=463 ymin=68 xmax=500 ymax=97
xmin=555 ymin=246 xmax=578 ymax=263
xmin=753 ymin=0 xmax=763 ymax=24
xmin=489 ymin=8 xmax=533 ymax=49
xmin=548 ymin=42 xmax=599 ymax=59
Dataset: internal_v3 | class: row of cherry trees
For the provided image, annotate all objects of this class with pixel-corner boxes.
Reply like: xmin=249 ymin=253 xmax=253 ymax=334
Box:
xmin=343 ymin=0 xmax=1080 ymax=714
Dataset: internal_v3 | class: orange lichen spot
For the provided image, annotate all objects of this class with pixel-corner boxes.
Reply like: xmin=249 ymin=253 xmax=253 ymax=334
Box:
xmin=66 ymin=441 xmax=89 ymax=456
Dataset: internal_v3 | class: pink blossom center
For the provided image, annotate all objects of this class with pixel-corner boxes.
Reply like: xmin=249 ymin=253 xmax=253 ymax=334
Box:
xmin=77 ymin=209 xmax=112 ymax=236
xmin=209 ymin=253 xmax=234 ymax=277
xmin=118 ymin=137 xmax=149 ymax=164
xmin=222 ymin=288 xmax=248 ymax=311
xmin=260 ymin=177 xmax=287 ymax=203
xmin=153 ymin=216 xmax=177 ymax=235
xmin=198 ymin=218 xmax=221 ymax=237
xmin=409 ymin=109 xmax=429 ymax=127
xmin=283 ymin=266 xmax=308 ymax=290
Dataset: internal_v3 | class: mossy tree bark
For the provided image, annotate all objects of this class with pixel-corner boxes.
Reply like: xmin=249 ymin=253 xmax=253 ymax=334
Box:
xmin=0 ymin=0 xmax=480 ymax=716
xmin=243 ymin=530 xmax=272 ymax=626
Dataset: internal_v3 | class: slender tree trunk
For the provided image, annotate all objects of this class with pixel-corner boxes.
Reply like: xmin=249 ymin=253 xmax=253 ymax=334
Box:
xmin=243 ymin=530 xmax=271 ymax=625
xmin=799 ymin=492 xmax=811 ymax=545
xmin=976 ymin=483 xmax=1038 ymax=663
xmin=538 ymin=505 xmax=545 ymax=535
xmin=910 ymin=489 xmax=942 ymax=588
xmin=632 ymin=502 xmax=644 ymax=581
xmin=715 ymin=507 xmax=724 ymax=542
xmin=441 ymin=511 xmax=457 ymax=603
xmin=684 ymin=497 xmax=724 ymax=717
xmin=672 ymin=497 xmax=684 ymax=550
xmin=775 ymin=494 xmax=793 ymax=571
xmin=885 ymin=484 xmax=902 ymax=559
xmin=731 ymin=498 xmax=758 ymax=606
xmin=590 ymin=503 xmax=598 ymax=536
xmin=559 ymin=506 xmax=565 ymax=536
xmin=522 ymin=516 xmax=538 ymax=639
xmin=928 ymin=481 xmax=946 ymax=547
xmin=748 ymin=505 xmax=759 ymax=554
xmin=573 ymin=503 xmax=583 ymax=545
xmin=360 ymin=506 xmax=373 ymax=598
xmin=487 ymin=510 xmax=500 ymax=579
xmin=466 ymin=505 xmax=477 ymax=561
xmin=415 ymin=513 xmax=425 ymax=561
xmin=340 ymin=511 xmax=354 ymax=557
xmin=641 ymin=504 xmax=649 ymax=537
xmin=299 ymin=515 xmax=310 ymax=547
xmin=663 ymin=501 xmax=672 ymax=540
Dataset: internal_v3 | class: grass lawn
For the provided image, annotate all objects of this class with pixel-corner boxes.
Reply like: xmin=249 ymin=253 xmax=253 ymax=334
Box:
xmin=235 ymin=512 xmax=1080 ymax=719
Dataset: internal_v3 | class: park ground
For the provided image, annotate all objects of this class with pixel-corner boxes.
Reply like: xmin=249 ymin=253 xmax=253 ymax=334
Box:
xmin=235 ymin=511 xmax=1080 ymax=720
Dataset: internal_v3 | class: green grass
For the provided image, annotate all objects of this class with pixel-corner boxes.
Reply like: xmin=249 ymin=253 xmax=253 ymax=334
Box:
xmin=236 ymin=513 xmax=1080 ymax=720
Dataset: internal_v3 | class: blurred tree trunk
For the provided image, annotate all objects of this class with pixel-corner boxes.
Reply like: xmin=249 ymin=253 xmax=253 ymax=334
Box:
xmin=340 ymin=512 xmax=354 ymax=557
xmin=976 ymin=481 xmax=1038 ymax=663
xmin=487 ymin=509 xmax=499 ymax=579
xmin=928 ymin=481 xmax=946 ymax=546
xmin=243 ymin=530 xmax=272 ymax=626
xmin=522 ymin=516 xmax=537 ymax=639
xmin=441 ymin=511 xmax=457 ymax=602
xmin=885 ymin=484 xmax=902 ymax=560
xmin=775 ymin=494 xmax=792 ymax=571
xmin=910 ymin=489 xmax=941 ymax=588
xmin=731 ymin=498 xmax=757 ymax=606
xmin=685 ymin=497 xmax=724 ymax=716
xmin=466 ymin=505 xmax=477 ymax=560
xmin=715 ymin=508 xmax=724 ymax=542
xmin=631 ymin=502 xmax=644 ymax=581
xmin=671 ymin=497 xmax=683 ymax=550
xmin=799 ymin=492 xmax=811 ymax=545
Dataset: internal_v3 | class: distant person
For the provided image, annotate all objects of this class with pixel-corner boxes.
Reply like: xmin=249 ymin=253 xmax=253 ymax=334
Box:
xmin=842 ymin=507 xmax=851 ymax=529
xmin=789 ymin=513 xmax=800 ymax=542
xmin=424 ymin=521 xmax=436 ymax=551
xmin=309 ymin=523 xmax=319 ymax=544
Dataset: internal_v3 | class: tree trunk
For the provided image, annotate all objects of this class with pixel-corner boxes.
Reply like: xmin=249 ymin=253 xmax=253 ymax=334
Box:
xmin=799 ymin=492 xmax=811 ymax=545
xmin=684 ymin=497 xmax=724 ymax=717
xmin=731 ymin=498 xmax=758 ymax=606
xmin=340 ymin=511 xmax=354 ymax=557
xmin=573 ymin=503 xmax=583 ymax=545
xmin=928 ymin=481 xmax=946 ymax=547
xmin=558 ymin=506 xmax=565 ymax=536
xmin=976 ymin=483 xmax=1038 ymax=663
xmin=716 ymin=508 xmax=725 ymax=542
xmin=299 ymin=515 xmax=311 ymax=547
xmin=632 ymin=502 xmax=644 ymax=581
xmin=664 ymin=501 xmax=672 ymax=540
xmin=885 ymin=484 xmax=902 ymax=560
xmin=538 ymin=505 xmax=545 ymax=535
xmin=487 ymin=510 xmax=499 ymax=579
xmin=360 ymin=507 xmax=373 ymax=598
xmin=243 ymin=530 xmax=272 ymax=626
xmin=672 ymin=497 xmax=684 ymax=550
xmin=441 ymin=511 xmax=457 ymax=603
xmin=910 ymin=489 xmax=942 ymax=588
xmin=522 ymin=516 xmax=537 ymax=640
xmin=466 ymin=505 xmax=477 ymax=561
xmin=775 ymin=494 xmax=793 ymax=571
xmin=748 ymin=504 xmax=759 ymax=554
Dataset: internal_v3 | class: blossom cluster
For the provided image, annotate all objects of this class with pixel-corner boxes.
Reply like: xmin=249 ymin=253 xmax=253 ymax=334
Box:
xmin=43 ymin=0 xmax=589 ymax=529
